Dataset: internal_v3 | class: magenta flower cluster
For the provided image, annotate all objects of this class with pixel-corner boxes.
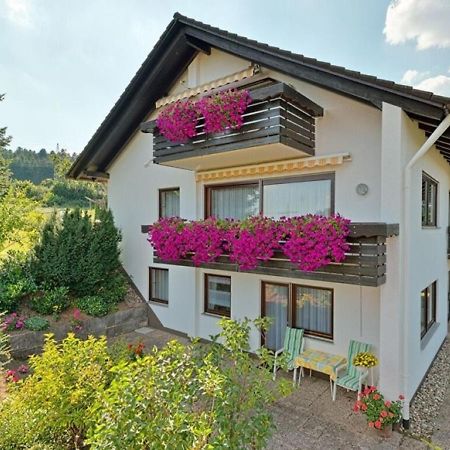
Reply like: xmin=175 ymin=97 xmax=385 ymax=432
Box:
xmin=156 ymin=89 xmax=252 ymax=142
xmin=1 ymin=312 xmax=25 ymax=332
xmin=148 ymin=215 xmax=350 ymax=272
xmin=197 ymin=89 xmax=252 ymax=134
xmin=155 ymin=99 xmax=199 ymax=143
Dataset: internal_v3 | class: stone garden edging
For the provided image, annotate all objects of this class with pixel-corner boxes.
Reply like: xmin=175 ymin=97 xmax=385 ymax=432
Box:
xmin=9 ymin=304 xmax=149 ymax=359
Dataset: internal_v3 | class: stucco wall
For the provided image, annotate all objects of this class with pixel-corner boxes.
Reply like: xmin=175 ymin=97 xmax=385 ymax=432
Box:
xmin=106 ymin=48 xmax=450 ymax=400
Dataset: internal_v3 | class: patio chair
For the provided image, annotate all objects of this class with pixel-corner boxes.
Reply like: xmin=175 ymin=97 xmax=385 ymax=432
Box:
xmin=332 ymin=339 xmax=371 ymax=401
xmin=272 ymin=326 xmax=304 ymax=386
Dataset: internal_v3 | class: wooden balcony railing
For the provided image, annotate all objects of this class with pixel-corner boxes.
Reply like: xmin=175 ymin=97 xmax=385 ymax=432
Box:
xmin=141 ymin=222 xmax=399 ymax=287
xmin=141 ymin=81 xmax=323 ymax=167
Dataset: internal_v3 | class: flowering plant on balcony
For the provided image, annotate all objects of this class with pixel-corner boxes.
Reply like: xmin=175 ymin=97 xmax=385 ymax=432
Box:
xmin=156 ymin=99 xmax=199 ymax=143
xmin=353 ymin=386 xmax=404 ymax=430
xmin=197 ymin=89 xmax=252 ymax=134
xmin=148 ymin=214 xmax=350 ymax=271
xmin=155 ymin=89 xmax=252 ymax=142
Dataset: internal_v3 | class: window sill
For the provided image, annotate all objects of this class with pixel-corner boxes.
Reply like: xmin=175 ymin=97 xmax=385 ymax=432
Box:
xmin=421 ymin=226 xmax=440 ymax=230
xmin=148 ymin=300 xmax=169 ymax=307
xmin=304 ymin=333 xmax=334 ymax=344
xmin=421 ymin=322 xmax=440 ymax=350
xmin=202 ymin=312 xmax=230 ymax=319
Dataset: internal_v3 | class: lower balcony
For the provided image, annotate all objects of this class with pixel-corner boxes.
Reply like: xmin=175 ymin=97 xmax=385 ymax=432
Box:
xmin=141 ymin=222 xmax=399 ymax=287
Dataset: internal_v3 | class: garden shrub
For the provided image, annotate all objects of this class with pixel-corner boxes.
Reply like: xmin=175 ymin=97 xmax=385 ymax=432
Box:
xmin=24 ymin=316 xmax=49 ymax=331
xmin=30 ymin=286 xmax=69 ymax=315
xmin=0 ymin=253 xmax=36 ymax=313
xmin=87 ymin=318 xmax=291 ymax=449
xmin=76 ymin=295 xmax=113 ymax=317
xmin=0 ymin=314 xmax=11 ymax=369
xmin=97 ymin=272 xmax=127 ymax=304
xmin=31 ymin=208 xmax=122 ymax=298
xmin=0 ymin=333 xmax=112 ymax=449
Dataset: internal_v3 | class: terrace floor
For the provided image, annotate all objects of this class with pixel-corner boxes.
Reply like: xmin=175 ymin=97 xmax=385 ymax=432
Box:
xmin=120 ymin=327 xmax=429 ymax=450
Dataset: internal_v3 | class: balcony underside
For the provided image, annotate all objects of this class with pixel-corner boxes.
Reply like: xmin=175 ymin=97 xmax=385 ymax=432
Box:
xmin=143 ymin=223 xmax=399 ymax=287
xmin=142 ymin=81 xmax=323 ymax=172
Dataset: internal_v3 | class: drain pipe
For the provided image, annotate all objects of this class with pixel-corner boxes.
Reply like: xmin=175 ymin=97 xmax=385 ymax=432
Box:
xmin=402 ymin=110 xmax=450 ymax=428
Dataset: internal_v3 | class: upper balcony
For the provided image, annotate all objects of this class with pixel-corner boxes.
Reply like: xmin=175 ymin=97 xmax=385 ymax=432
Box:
xmin=141 ymin=79 xmax=324 ymax=171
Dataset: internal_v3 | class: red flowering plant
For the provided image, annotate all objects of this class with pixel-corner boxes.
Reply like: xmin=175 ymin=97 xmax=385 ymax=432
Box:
xmin=1 ymin=313 xmax=26 ymax=332
xmin=197 ymin=89 xmax=252 ymax=134
xmin=127 ymin=341 xmax=145 ymax=361
xmin=353 ymin=386 xmax=404 ymax=430
xmin=156 ymin=98 xmax=200 ymax=142
xmin=148 ymin=214 xmax=350 ymax=271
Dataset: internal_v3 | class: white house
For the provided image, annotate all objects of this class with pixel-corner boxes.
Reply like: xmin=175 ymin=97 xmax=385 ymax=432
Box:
xmin=68 ymin=14 xmax=450 ymax=426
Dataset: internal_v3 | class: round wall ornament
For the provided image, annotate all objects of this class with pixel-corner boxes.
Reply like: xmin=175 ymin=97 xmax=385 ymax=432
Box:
xmin=356 ymin=183 xmax=369 ymax=196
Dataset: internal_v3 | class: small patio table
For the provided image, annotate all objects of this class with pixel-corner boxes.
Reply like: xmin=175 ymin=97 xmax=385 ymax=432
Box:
xmin=294 ymin=349 xmax=346 ymax=398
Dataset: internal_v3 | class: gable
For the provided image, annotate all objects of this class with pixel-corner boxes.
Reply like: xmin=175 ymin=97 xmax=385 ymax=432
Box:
xmin=68 ymin=13 xmax=450 ymax=180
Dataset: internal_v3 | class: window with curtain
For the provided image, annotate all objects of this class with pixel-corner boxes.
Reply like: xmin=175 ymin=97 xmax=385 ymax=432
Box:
xmin=208 ymin=184 xmax=259 ymax=219
xmin=206 ymin=174 xmax=334 ymax=220
xmin=422 ymin=173 xmax=438 ymax=226
xmin=262 ymin=282 xmax=289 ymax=351
xmin=149 ymin=268 xmax=169 ymax=304
xmin=159 ymin=188 xmax=180 ymax=218
xmin=204 ymin=274 xmax=231 ymax=316
xmin=294 ymin=285 xmax=333 ymax=339
xmin=421 ymin=281 xmax=436 ymax=338
xmin=263 ymin=178 xmax=332 ymax=219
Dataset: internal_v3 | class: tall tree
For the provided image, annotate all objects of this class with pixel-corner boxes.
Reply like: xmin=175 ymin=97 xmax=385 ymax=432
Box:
xmin=0 ymin=94 xmax=11 ymax=150
xmin=0 ymin=94 xmax=12 ymax=196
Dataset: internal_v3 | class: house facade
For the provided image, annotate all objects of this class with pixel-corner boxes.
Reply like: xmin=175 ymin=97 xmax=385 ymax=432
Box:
xmin=69 ymin=14 xmax=450 ymax=424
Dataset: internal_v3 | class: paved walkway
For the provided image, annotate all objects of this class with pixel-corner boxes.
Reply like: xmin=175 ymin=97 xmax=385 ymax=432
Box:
xmin=431 ymin=377 xmax=450 ymax=449
xmin=121 ymin=327 xmax=427 ymax=450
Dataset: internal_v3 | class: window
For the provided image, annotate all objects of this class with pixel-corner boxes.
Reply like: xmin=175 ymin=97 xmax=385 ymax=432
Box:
xmin=421 ymin=281 xmax=436 ymax=338
xmin=149 ymin=268 xmax=169 ymax=304
xmin=205 ymin=174 xmax=334 ymax=219
xmin=422 ymin=173 xmax=438 ymax=226
xmin=261 ymin=282 xmax=333 ymax=349
xmin=159 ymin=188 xmax=180 ymax=218
xmin=204 ymin=274 xmax=231 ymax=317
xmin=294 ymin=285 xmax=333 ymax=339
xmin=263 ymin=177 xmax=333 ymax=219
xmin=206 ymin=183 xmax=259 ymax=220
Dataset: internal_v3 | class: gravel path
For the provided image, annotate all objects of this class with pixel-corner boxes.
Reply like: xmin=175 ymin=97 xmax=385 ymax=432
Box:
xmin=410 ymin=338 xmax=450 ymax=440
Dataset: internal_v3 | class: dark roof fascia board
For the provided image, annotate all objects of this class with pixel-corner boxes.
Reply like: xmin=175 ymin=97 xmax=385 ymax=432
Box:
xmin=182 ymin=26 xmax=447 ymax=120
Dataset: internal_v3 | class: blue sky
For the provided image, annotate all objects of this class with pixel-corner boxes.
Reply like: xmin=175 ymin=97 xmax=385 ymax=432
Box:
xmin=1 ymin=0 xmax=450 ymax=154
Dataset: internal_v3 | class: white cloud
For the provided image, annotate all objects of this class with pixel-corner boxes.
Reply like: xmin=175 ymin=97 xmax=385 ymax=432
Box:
xmin=415 ymin=75 xmax=450 ymax=96
xmin=401 ymin=69 xmax=419 ymax=85
xmin=384 ymin=0 xmax=450 ymax=50
xmin=2 ymin=0 xmax=32 ymax=27
xmin=400 ymin=69 xmax=450 ymax=96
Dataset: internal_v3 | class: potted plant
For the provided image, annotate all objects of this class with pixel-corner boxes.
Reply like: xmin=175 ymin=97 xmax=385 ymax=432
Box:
xmin=353 ymin=386 xmax=404 ymax=437
xmin=353 ymin=351 xmax=378 ymax=377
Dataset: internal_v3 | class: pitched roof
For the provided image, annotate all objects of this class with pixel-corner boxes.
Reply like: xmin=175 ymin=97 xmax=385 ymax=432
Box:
xmin=68 ymin=13 xmax=450 ymax=180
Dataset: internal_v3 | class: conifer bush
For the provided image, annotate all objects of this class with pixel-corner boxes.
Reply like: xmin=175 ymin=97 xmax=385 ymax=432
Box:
xmin=31 ymin=208 xmax=124 ymax=301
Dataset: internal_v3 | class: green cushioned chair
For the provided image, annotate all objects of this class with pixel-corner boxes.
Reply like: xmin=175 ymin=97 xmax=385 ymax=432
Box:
xmin=272 ymin=326 xmax=304 ymax=386
xmin=333 ymin=339 xmax=372 ymax=401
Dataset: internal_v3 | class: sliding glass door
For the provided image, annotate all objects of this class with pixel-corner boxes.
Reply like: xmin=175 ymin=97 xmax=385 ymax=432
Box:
xmin=262 ymin=282 xmax=289 ymax=351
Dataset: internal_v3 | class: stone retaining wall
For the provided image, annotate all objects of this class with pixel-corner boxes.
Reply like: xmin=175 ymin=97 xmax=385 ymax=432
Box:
xmin=9 ymin=304 xmax=149 ymax=359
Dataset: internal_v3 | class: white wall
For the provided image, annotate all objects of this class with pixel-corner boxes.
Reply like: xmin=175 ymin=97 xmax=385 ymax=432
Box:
xmin=106 ymin=48 xmax=450 ymax=402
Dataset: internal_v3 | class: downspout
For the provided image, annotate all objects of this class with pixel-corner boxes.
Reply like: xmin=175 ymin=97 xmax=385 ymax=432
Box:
xmin=402 ymin=110 xmax=450 ymax=427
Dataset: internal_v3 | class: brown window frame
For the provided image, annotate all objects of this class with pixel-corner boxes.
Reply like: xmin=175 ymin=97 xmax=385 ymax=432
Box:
xmin=204 ymin=273 xmax=231 ymax=317
xmin=159 ymin=187 xmax=180 ymax=218
xmin=149 ymin=267 xmax=169 ymax=305
xmin=421 ymin=281 xmax=437 ymax=339
xmin=205 ymin=173 xmax=335 ymax=219
xmin=422 ymin=172 xmax=438 ymax=227
xmin=260 ymin=281 xmax=334 ymax=342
